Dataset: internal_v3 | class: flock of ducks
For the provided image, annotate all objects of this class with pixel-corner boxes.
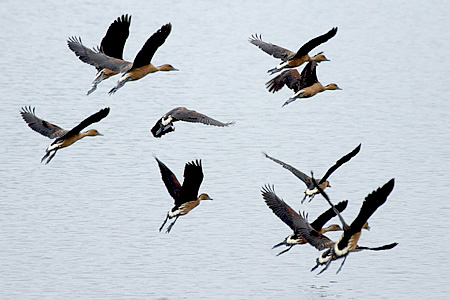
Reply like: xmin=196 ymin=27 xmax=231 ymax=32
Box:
xmin=19 ymin=14 xmax=397 ymax=274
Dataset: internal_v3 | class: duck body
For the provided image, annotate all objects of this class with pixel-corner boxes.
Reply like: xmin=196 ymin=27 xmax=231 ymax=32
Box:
xmin=67 ymin=14 xmax=132 ymax=94
xmin=20 ymin=107 xmax=109 ymax=164
xmin=151 ymin=107 xmax=234 ymax=138
xmin=309 ymin=178 xmax=398 ymax=274
xmin=249 ymin=27 xmax=337 ymax=74
xmin=261 ymin=184 xmax=347 ymax=256
xmin=281 ymin=61 xmax=341 ymax=107
xmin=263 ymin=144 xmax=360 ymax=203
xmin=155 ymin=157 xmax=212 ymax=233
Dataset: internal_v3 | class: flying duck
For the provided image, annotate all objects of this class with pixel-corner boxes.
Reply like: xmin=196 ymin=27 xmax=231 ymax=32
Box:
xmin=249 ymin=27 xmax=337 ymax=74
xmin=282 ymin=61 xmax=341 ymax=107
xmin=67 ymin=14 xmax=132 ymax=95
xmin=155 ymin=157 xmax=212 ymax=233
xmin=68 ymin=23 xmax=178 ymax=95
xmin=262 ymin=184 xmax=349 ymax=256
xmin=308 ymin=176 xmax=398 ymax=274
xmin=151 ymin=107 xmax=235 ymax=138
xmin=263 ymin=143 xmax=361 ymax=203
xmin=20 ymin=107 xmax=109 ymax=164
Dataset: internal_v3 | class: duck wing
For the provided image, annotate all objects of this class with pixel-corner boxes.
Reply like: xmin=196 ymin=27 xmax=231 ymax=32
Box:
xmin=20 ymin=106 xmax=68 ymax=139
xmin=261 ymin=184 xmax=305 ymax=232
xmin=170 ymin=107 xmax=234 ymax=127
xmin=155 ymin=157 xmax=182 ymax=202
xmin=298 ymin=61 xmax=319 ymax=89
xmin=319 ymin=144 xmax=361 ymax=184
xmin=310 ymin=200 xmax=348 ymax=231
xmin=249 ymin=34 xmax=295 ymax=61
xmin=67 ymin=36 xmax=132 ymax=72
xmin=338 ymin=179 xmax=395 ymax=251
xmin=58 ymin=107 xmax=110 ymax=140
xmin=100 ymin=14 xmax=131 ymax=60
xmin=266 ymin=69 xmax=302 ymax=93
xmin=178 ymin=160 xmax=204 ymax=206
xmin=292 ymin=27 xmax=338 ymax=59
xmin=263 ymin=152 xmax=313 ymax=188
xmin=131 ymin=23 xmax=172 ymax=69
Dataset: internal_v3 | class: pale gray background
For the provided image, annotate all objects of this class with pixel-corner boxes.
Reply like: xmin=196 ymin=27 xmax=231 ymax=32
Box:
xmin=0 ymin=0 xmax=449 ymax=299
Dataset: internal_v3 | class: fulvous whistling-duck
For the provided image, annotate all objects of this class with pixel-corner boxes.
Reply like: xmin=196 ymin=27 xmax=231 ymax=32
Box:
xmin=282 ymin=61 xmax=341 ymax=107
xmin=263 ymin=144 xmax=361 ymax=203
xmin=249 ymin=27 xmax=337 ymax=74
xmin=151 ymin=107 xmax=235 ymax=138
xmin=308 ymin=176 xmax=398 ymax=274
xmin=262 ymin=184 xmax=348 ymax=256
xmin=20 ymin=107 xmax=110 ymax=164
xmin=68 ymin=23 xmax=177 ymax=95
xmin=155 ymin=157 xmax=212 ymax=233
xmin=67 ymin=14 xmax=132 ymax=95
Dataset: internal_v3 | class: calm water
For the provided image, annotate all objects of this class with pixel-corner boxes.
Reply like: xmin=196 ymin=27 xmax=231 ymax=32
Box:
xmin=1 ymin=0 xmax=449 ymax=299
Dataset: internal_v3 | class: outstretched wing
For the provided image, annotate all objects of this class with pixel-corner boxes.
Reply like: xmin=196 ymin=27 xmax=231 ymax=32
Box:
xmin=299 ymin=217 xmax=336 ymax=251
xmin=171 ymin=107 xmax=234 ymax=127
xmin=131 ymin=23 xmax=172 ymax=69
xmin=293 ymin=27 xmax=338 ymax=58
xmin=249 ymin=34 xmax=295 ymax=61
xmin=310 ymin=200 xmax=348 ymax=231
xmin=261 ymin=184 xmax=305 ymax=232
xmin=100 ymin=14 xmax=131 ymax=60
xmin=59 ymin=107 xmax=110 ymax=140
xmin=20 ymin=106 xmax=68 ymax=139
xmin=179 ymin=160 xmax=204 ymax=206
xmin=298 ymin=61 xmax=319 ymax=89
xmin=338 ymin=179 xmax=395 ymax=250
xmin=67 ymin=36 xmax=132 ymax=72
xmin=263 ymin=152 xmax=313 ymax=187
xmin=319 ymin=144 xmax=361 ymax=184
xmin=266 ymin=69 xmax=302 ymax=93
xmin=155 ymin=157 xmax=182 ymax=202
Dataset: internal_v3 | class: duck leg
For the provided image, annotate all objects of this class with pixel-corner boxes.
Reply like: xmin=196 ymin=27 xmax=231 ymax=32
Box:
xmin=45 ymin=149 xmax=58 ymax=164
xmin=159 ymin=213 xmax=170 ymax=232
xmin=336 ymin=254 xmax=348 ymax=274
xmin=317 ymin=257 xmax=333 ymax=275
xmin=108 ymin=77 xmax=130 ymax=95
xmin=165 ymin=215 xmax=180 ymax=233
xmin=301 ymin=194 xmax=308 ymax=204
xmin=87 ymin=71 xmax=104 ymax=95
xmin=272 ymin=241 xmax=287 ymax=249
xmin=276 ymin=245 xmax=294 ymax=256
xmin=41 ymin=151 xmax=51 ymax=163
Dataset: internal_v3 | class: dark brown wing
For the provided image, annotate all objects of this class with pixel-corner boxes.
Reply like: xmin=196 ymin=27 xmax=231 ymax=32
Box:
xmin=67 ymin=36 xmax=132 ymax=72
xmin=249 ymin=34 xmax=295 ymax=61
xmin=319 ymin=144 xmax=361 ymax=184
xmin=100 ymin=14 xmax=131 ymax=60
xmin=266 ymin=69 xmax=302 ymax=93
xmin=293 ymin=27 xmax=338 ymax=59
xmin=263 ymin=152 xmax=313 ymax=188
xmin=261 ymin=184 xmax=305 ymax=232
xmin=299 ymin=61 xmax=319 ymax=89
xmin=178 ymin=160 xmax=204 ymax=206
xmin=155 ymin=157 xmax=182 ymax=202
xmin=131 ymin=23 xmax=171 ymax=69
xmin=20 ymin=106 xmax=68 ymax=139
xmin=58 ymin=107 xmax=110 ymax=140
xmin=338 ymin=179 xmax=395 ymax=251
xmin=300 ymin=219 xmax=336 ymax=251
xmin=310 ymin=200 xmax=348 ymax=231
xmin=170 ymin=107 xmax=234 ymax=127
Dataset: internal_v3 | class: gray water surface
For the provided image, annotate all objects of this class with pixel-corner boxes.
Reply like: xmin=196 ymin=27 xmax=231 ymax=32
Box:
xmin=1 ymin=1 xmax=449 ymax=299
